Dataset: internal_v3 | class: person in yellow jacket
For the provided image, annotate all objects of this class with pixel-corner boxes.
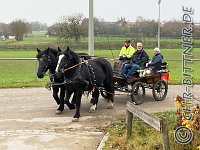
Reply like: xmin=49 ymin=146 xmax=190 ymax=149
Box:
xmin=119 ymin=39 xmax=135 ymax=61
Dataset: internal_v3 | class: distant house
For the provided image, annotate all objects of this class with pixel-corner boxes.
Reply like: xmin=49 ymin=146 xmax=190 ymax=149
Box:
xmin=127 ymin=22 xmax=137 ymax=27
xmin=8 ymin=36 xmax=15 ymax=39
xmin=0 ymin=34 xmax=5 ymax=40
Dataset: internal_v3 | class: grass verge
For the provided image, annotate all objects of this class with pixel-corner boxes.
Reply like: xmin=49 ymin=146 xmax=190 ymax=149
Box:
xmin=103 ymin=111 xmax=200 ymax=150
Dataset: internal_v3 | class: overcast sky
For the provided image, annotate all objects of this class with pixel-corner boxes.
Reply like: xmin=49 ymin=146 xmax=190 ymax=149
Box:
xmin=0 ymin=0 xmax=199 ymax=26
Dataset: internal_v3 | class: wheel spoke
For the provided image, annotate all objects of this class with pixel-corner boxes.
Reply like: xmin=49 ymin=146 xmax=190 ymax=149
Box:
xmin=158 ymin=92 xmax=162 ymax=98
xmin=156 ymin=92 xmax=160 ymax=98
xmin=153 ymin=80 xmax=167 ymax=101
xmin=131 ymin=82 xmax=145 ymax=104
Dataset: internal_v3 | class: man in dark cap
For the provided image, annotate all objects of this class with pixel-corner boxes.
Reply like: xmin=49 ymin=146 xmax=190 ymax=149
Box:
xmin=119 ymin=39 xmax=135 ymax=61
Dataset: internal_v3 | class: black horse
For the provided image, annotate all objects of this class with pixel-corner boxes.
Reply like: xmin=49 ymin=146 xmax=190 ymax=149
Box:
xmin=36 ymin=47 xmax=90 ymax=114
xmin=36 ymin=47 xmax=67 ymax=114
xmin=56 ymin=48 xmax=114 ymax=121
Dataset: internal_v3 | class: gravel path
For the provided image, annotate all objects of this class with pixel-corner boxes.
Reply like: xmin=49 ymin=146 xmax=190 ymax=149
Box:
xmin=0 ymin=85 xmax=199 ymax=150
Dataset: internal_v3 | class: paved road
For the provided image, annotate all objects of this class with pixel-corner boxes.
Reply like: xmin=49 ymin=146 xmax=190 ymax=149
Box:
xmin=0 ymin=85 xmax=199 ymax=150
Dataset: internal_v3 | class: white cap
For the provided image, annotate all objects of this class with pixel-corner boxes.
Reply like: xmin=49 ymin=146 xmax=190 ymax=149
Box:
xmin=154 ymin=47 xmax=160 ymax=53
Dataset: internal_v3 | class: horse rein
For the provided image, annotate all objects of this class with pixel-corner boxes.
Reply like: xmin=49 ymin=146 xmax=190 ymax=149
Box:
xmin=63 ymin=61 xmax=86 ymax=72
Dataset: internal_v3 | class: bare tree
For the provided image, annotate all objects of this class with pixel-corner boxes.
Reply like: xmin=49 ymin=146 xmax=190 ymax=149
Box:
xmin=9 ymin=19 xmax=31 ymax=41
xmin=0 ymin=23 xmax=9 ymax=38
xmin=31 ymin=21 xmax=48 ymax=31
xmin=47 ymin=23 xmax=61 ymax=36
xmin=81 ymin=17 xmax=105 ymax=36
xmin=57 ymin=14 xmax=85 ymax=43
xmin=161 ymin=20 xmax=185 ymax=38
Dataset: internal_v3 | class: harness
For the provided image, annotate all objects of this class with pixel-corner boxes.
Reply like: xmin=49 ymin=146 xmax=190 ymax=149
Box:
xmin=64 ymin=60 xmax=97 ymax=89
xmin=45 ymin=70 xmax=65 ymax=91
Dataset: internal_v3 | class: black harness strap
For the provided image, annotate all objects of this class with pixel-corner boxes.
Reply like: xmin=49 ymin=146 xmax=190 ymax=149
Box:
xmin=64 ymin=60 xmax=96 ymax=88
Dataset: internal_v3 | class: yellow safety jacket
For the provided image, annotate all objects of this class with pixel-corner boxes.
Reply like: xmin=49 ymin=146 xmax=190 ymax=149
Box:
xmin=119 ymin=45 xmax=135 ymax=58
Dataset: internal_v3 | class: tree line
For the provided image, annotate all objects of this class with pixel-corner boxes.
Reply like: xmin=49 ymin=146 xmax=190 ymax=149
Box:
xmin=1 ymin=14 xmax=200 ymax=41
xmin=0 ymin=20 xmax=47 ymax=41
xmin=47 ymin=14 xmax=200 ymax=42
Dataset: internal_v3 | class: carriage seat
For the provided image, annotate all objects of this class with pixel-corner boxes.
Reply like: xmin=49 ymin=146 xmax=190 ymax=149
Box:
xmin=135 ymin=62 xmax=168 ymax=78
xmin=153 ymin=62 xmax=168 ymax=73
xmin=113 ymin=60 xmax=129 ymax=77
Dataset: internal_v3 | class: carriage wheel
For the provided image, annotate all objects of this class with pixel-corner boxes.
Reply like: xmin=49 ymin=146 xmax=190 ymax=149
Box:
xmin=152 ymin=80 xmax=168 ymax=101
xmin=131 ymin=82 xmax=145 ymax=105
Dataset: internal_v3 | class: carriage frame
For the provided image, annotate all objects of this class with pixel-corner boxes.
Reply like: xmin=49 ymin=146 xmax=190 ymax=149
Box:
xmin=101 ymin=61 xmax=170 ymax=105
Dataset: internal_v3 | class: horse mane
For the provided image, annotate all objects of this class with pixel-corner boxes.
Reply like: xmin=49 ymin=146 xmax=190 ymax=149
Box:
xmin=63 ymin=48 xmax=80 ymax=64
xmin=48 ymin=47 xmax=59 ymax=56
xmin=36 ymin=47 xmax=58 ymax=60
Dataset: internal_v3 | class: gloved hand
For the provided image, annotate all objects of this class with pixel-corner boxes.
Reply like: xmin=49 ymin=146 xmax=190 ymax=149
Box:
xmin=119 ymin=56 xmax=124 ymax=60
xmin=123 ymin=56 xmax=128 ymax=61
xmin=119 ymin=56 xmax=128 ymax=61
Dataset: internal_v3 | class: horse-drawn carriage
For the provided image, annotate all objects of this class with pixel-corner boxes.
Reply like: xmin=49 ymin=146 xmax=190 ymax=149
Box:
xmin=37 ymin=47 xmax=169 ymax=120
xmin=101 ymin=61 xmax=170 ymax=105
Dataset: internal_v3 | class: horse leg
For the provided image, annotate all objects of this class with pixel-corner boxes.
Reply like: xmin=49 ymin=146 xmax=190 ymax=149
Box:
xmin=89 ymin=88 xmax=99 ymax=113
xmin=72 ymin=90 xmax=82 ymax=122
xmin=65 ymin=87 xmax=76 ymax=110
xmin=55 ymin=85 xmax=65 ymax=114
xmin=107 ymin=91 xmax=114 ymax=109
xmin=71 ymin=93 xmax=76 ymax=104
xmin=104 ymin=83 xmax=114 ymax=109
xmin=52 ymin=86 xmax=60 ymax=105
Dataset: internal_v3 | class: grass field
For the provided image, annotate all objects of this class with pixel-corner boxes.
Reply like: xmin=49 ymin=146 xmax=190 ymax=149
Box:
xmin=0 ymin=32 xmax=199 ymax=88
xmin=0 ymin=48 xmax=199 ymax=88
xmin=1 ymin=31 xmax=200 ymax=50
xmin=0 ymin=59 xmax=49 ymax=88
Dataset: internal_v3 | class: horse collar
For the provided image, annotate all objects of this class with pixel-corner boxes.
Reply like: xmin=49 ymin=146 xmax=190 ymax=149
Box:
xmin=64 ymin=61 xmax=96 ymax=87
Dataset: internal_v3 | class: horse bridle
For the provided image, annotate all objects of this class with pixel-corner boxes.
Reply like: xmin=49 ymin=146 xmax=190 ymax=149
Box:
xmin=37 ymin=55 xmax=52 ymax=72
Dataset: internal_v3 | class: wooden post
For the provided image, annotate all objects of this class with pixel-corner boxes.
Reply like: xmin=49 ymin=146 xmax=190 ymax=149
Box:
xmin=160 ymin=118 xmax=170 ymax=150
xmin=126 ymin=102 xmax=170 ymax=149
xmin=126 ymin=109 xmax=133 ymax=138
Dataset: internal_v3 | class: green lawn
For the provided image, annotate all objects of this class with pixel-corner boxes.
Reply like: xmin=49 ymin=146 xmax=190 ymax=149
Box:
xmin=0 ymin=50 xmax=36 ymax=58
xmin=1 ymin=31 xmax=200 ymax=50
xmin=0 ymin=60 xmax=49 ymax=88
xmin=0 ymin=49 xmax=199 ymax=88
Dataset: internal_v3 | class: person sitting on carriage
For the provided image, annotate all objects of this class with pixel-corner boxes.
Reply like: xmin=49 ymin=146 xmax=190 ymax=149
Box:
xmin=122 ymin=42 xmax=149 ymax=80
xmin=146 ymin=47 xmax=163 ymax=71
xmin=119 ymin=39 xmax=135 ymax=61
xmin=113 ymin=39 xmax=135 ymax=74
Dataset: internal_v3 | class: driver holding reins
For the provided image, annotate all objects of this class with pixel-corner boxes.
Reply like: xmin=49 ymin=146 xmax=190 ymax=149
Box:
xmin=119 ymin=39 xmax=135 ymax=61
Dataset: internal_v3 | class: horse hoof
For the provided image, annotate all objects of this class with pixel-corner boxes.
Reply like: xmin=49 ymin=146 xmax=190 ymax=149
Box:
xmin=89 ymin=105 xmax=96 ymax=113
xmin=89 ymin=108 xmax=95 ymax=113
xmin=55 ymin=110 xmax=62 ymax=115
xmin=69 ymin=105 xmax=76 ymax=110
xmin=66 ymin=103 xmax=76 ymax=110
xmin=72 ymin=118 xmax=79 ymax=122
xmin=107 ymin=102 xmax=113 ymax=109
